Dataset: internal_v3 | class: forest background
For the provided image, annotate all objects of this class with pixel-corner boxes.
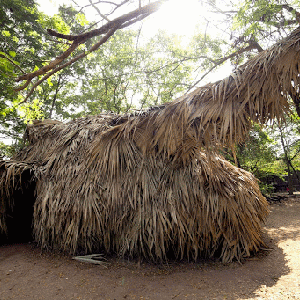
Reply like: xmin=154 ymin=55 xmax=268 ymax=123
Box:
xmin=0 ymin=0 xmax=300 ymax=194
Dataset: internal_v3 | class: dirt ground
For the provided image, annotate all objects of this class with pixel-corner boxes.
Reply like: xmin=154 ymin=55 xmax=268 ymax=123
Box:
xmin=0 ymin=195 xmax=299 ymax=300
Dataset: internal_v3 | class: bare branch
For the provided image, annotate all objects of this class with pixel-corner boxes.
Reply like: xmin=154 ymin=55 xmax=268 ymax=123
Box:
xmin=78 ymin=0 xmax=130 ymax=11
xmin=88 ymin=0 xmax=110 ymax=22
xmin=187 ymin=42 xmax=263 ymax=92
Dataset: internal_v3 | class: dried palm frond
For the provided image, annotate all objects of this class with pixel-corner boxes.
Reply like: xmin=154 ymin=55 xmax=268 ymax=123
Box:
xmin=2 ymin=25 xmax=300 ymax=262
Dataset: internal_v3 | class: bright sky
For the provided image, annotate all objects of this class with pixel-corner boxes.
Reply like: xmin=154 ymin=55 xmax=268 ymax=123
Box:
xmin=142 ymin=0 xmax=205 ymax=36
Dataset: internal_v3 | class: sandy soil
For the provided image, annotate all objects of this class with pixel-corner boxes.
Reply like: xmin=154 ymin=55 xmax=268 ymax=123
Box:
xmin=0 ymin=196 xmax=299 ymax=300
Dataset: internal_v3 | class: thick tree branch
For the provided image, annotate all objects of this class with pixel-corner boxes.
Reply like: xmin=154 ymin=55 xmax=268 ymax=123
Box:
xmin=15 ymin=0 xmax=166 ymax=97
xmin=20 ymin=27 xmax=118 ymax=103
xmin=16 ymin=40 xmax=83 ymax=83
xmin=43 ymin=1 xmax=162 ymax=42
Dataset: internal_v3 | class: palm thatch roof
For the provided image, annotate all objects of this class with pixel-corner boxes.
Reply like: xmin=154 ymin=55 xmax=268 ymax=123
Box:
xmin=2 ymin=26 xmax=300 ymax=263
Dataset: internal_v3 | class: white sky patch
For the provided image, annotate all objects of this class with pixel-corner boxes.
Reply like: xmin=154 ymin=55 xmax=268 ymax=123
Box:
xmin=37 ymin=0 xmax=61 ymax=16
xmin=142 ymin=0 xmax=203 ymax=37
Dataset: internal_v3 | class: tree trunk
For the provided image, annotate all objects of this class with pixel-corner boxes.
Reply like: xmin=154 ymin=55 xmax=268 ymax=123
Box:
xmin=287 ymin=163 xmax=294 ymax=195
xmin=279 ymin=126 xmax=294 ymax=195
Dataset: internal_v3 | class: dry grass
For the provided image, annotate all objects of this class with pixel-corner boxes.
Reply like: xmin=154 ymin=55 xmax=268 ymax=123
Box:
xmin=1 ymin=25 xmax=300 ymax=263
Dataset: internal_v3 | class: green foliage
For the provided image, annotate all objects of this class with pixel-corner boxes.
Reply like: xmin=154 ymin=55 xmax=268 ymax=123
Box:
xmin=223 ymin=124 xmax=279 ymax=180
xmin=0 ymin=141 xmax=17 ymax=159
xmin=19 ymin=98 xmax=44 ymax=123
xmin=59 ymin=29 xmax=193 ymax=116
xmin=140 ymin=31 xmax=193 ymax=106
xmin=0 ymin=0 xmax=80 ymax=156
xmin=190 ymin=29 xmax=225 ymax=68
xmin=237 ymin=124 xmax=277 ymax=174
xmin=225 ymin=116 xmax=300 ymax=192
xmin=0 ymin=0 xmax=230 ymax=147
xmin=75 ymin=13 xmax=89 ymax=26
xmin=258 ymin=181 xmax=275 ymax=196
xmin=233 ymin=0 xmax=300 ymax=47
xmin=268 ymin=113 xmax=300 ymax=173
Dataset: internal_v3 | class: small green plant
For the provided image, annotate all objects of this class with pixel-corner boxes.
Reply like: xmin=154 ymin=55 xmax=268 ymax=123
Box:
xmin=258 ymin=181 xmax=275 ymax=196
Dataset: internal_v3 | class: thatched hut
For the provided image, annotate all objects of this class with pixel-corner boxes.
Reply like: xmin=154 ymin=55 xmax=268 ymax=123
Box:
xmin=1 ymin=26 xmax=300 ymax=263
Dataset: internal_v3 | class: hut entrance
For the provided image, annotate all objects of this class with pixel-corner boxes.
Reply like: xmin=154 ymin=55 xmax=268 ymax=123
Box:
xmin=4 ymin=170 xmax=36 ymax=244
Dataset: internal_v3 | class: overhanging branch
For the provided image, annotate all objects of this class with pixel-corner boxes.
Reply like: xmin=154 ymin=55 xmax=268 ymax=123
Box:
xmin=15 ymin=0 xmax=166 ymax=99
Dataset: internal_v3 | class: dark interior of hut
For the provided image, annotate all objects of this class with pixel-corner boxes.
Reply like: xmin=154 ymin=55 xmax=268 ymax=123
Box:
xmin=0 ymin=170 xmax=36 ymax=245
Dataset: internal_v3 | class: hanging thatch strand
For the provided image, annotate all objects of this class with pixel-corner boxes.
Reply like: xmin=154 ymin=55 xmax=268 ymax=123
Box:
xmin=2 ymin=26 xmax=300 ymax=263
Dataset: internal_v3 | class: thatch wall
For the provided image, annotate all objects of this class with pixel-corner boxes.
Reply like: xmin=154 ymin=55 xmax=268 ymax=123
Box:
xmin=0 ymin=115 xmax=268 ymax=262
xmin=2 ymin=25 xmax=300 ymax=262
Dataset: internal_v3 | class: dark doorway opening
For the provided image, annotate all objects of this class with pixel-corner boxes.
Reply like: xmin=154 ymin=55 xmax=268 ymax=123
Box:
xmin=1 ymin=170 xmax=36 ymax=244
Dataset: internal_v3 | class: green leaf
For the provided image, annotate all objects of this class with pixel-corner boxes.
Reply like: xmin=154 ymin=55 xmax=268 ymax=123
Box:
xmin=75 ymin=13 xmax=89 ymax=26
xmin=9 ymin=51 xmax=16 ymax=58
xmin=47 ymin=77 xmax=53 ymax=87
xmin=1 ymin=30 xmax=11 ymax=37
xmin=12 ymin=36 xmax=19 ymax=43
